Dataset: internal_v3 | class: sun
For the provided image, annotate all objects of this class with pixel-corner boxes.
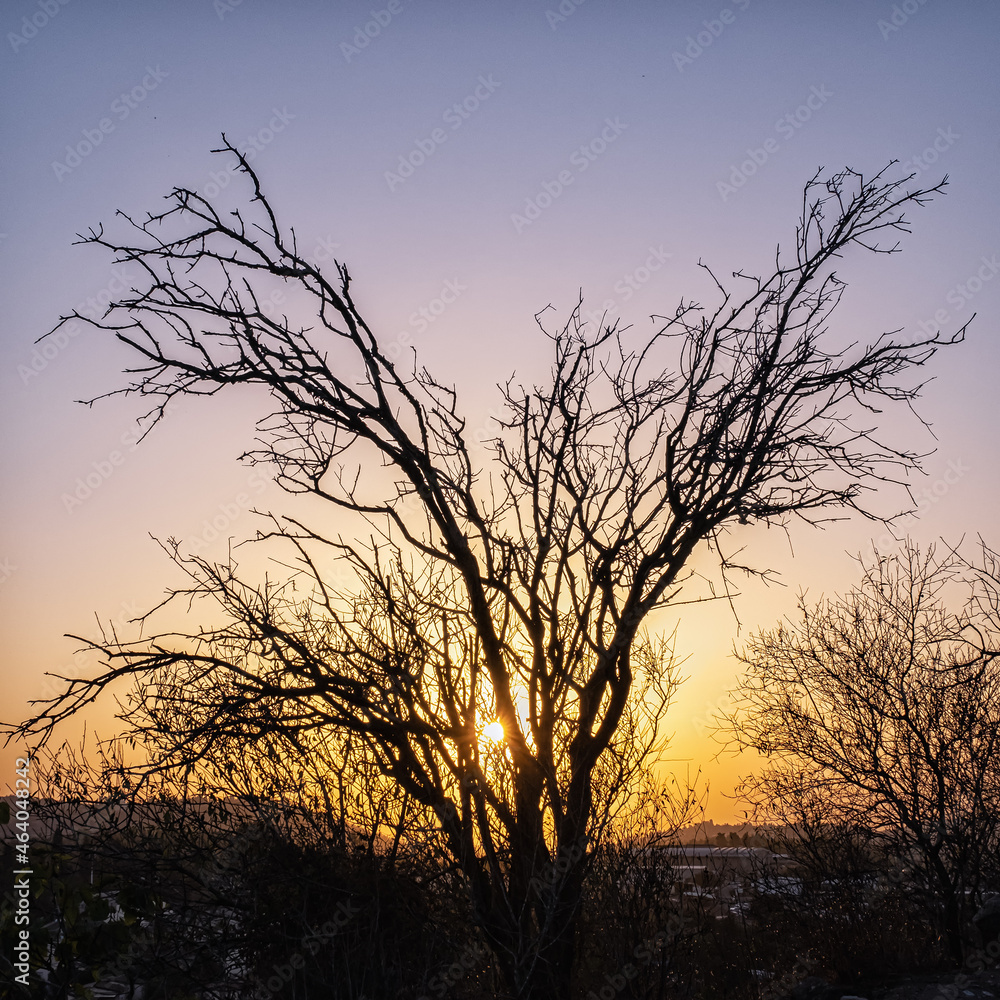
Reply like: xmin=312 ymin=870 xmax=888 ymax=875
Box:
xmin=482 ymin=721 xmax=505 ymax=743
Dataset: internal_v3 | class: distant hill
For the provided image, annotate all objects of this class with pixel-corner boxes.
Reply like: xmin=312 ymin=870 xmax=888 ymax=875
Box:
xmin=675 ymin=818 xmax=791 ymax=847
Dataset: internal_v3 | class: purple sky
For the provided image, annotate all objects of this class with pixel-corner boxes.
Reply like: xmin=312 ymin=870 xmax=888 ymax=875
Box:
xmin=2 ymin=0 xmax=998 ymax=819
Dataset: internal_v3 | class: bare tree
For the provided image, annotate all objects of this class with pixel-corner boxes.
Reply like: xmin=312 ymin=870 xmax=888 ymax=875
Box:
xmin=11 ymin=145 xmax=966 ymax=997
xmin=725 ymin=541 xmax=1000 ymax=963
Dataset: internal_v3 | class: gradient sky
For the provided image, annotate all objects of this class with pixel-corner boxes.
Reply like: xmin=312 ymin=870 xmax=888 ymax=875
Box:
xmin=2 ymin=0 xmax=998 ymax=821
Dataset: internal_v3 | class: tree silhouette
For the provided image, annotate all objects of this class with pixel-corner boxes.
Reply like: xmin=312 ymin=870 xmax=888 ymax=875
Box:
xmin=13 ymin=145 xmax=966 ymax=998
xmin=726 ymin=541 xmax=1000 ymax=962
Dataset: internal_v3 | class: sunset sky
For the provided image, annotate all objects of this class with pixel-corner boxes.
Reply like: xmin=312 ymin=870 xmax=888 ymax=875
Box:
xmin=2 ymin=0 xmax=998 ymax=821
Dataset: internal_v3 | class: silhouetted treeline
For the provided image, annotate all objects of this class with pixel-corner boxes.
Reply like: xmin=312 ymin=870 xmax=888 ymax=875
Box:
xmin=3 ymin=780 xmax=996 ymax=1000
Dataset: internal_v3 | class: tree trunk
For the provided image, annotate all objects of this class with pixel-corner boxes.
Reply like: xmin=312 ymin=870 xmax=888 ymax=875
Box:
xmin=942 ymin=893 xmax=965 ymax=965
xmin=529 ymin=915 xmax=576 ymax=999
xmin=475 ymin=863 xmax=583 ymax=999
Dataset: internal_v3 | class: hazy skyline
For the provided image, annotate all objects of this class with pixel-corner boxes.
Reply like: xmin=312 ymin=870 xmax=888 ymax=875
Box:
xmin=2 ymin=0 xmax=998 ymax=819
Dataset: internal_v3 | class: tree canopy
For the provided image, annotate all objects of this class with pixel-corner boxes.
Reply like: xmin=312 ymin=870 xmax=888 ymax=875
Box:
xmin=11 ymin=148 xmax=966 ymax=997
